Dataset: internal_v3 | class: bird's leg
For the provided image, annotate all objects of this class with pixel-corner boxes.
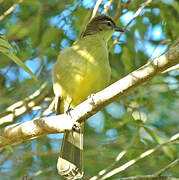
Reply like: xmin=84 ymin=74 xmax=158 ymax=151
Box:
xmin=65 ymin=99 xmax=73 ymax=116
xmin=65 ymin=100 xmax=81 ymax=131
xmin=88 ymin=93 xmax=96 ymax=106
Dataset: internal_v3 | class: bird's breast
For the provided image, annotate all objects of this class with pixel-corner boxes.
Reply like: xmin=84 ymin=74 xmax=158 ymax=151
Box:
xmin=53 ymin=38 xmax=111 ymax=109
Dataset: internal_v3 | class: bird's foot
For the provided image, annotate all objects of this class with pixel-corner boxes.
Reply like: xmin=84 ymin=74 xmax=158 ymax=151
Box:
xmin=88 ymin=93 xmax=96 ymax=106
xmin=65 ymin=100 xmax=74 ymax=118
xmin=72 ymin=121 xmax=81 ymax=132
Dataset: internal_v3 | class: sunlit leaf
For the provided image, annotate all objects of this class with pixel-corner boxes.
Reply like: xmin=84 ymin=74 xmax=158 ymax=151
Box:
xmin=0 ymin=36 xmax=38 ymax=81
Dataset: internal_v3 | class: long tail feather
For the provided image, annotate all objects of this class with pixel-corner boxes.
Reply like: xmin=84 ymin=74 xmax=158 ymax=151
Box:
xmin=57 ymin=124 xmax=84 ymax=179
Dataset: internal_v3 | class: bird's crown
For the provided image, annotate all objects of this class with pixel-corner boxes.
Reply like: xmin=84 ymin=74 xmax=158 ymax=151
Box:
xmin=83 ymin=15 xmax=123 ymax=37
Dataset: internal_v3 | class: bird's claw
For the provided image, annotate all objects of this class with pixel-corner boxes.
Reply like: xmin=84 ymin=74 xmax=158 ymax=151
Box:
xmin=88 ymin=93 xmax=95 ymax=105
xmin=72 ymin=121 xmax=81 ymax=132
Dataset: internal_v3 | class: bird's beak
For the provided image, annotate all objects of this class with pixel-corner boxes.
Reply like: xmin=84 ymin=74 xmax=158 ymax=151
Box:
xmin=114 ymin=26 xmax=124 ymax=32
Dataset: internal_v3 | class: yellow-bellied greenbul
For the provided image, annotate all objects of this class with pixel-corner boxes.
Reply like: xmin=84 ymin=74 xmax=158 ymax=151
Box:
xmin=53 ymin=15 xmax=124 ymax=179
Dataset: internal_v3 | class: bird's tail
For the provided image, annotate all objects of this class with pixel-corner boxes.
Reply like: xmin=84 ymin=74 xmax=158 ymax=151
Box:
xmin=57 ymin=124 xmax=84 ymax=179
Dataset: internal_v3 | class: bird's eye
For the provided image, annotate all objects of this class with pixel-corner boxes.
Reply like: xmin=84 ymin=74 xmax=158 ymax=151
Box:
xmin=107 ymin=22 xmax=112 ymax=26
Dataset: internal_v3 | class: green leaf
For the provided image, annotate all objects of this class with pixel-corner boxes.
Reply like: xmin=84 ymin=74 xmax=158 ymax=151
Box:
xmin=5 ymin=145 xmax=14 ymax=152
xmin=144 ymin=126 xmax=176 ymax=159
xmin=6 ymin=23 xmax=29 ymax=40
xmin=0 ymin=35 xmax=14 ymax=51
xmin=0 ymin=36 xmax=38 ymax=81
xmin=41 ymin=27 xmax=61 ymax=49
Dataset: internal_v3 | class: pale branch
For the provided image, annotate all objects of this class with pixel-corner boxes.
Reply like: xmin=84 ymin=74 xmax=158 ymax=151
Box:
xmin=77 ymin=10 xmax=92 ymax=39
xmin=28 ymin=167 xmax=54 ymax=179
xmin=92 ymin=0 xmax=103 ymax=18
xmin=104 ymin=0 xmax=114 ymax=14
xmin=70 ymin=37 xmax=179 ymax=124
xmin=113 ymin=0 xmax=147 ymax=21
xmin=0 ymin=113 xmax=73 ymax=147
xmin=154 ymin=158 xmax=179 ymax=177
xmin=0 ymin=37 xmax=179 ymax=148
xmin=90 ymin=130 xmax=141 ymax=179
xmin=97 ymin=133 xmax=179 ymax=180
xmin=111 ymin=0 xmax=153 ymax=49
xmin=162 ymin=64 xmax=179 ymax=74
xmin=78 ymin=0 xmax=111 ymax=39
xmin=90 ymin=150 xmax=127 ymax=180
xmin=0 ymin=81 xmax=52 ymax=125
xmin=115 ymin=175 xmax=178 ymax=180
xmin=0 ymin=0 xmax=24 ymax=21
xmin=40 ymin=98 xmax=55 ymax=117
xmin=5 ymin=80 xmax=50 ymax=112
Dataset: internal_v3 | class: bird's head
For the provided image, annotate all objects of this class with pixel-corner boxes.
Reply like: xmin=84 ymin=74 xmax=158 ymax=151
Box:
xmin=83 ymin=15 xmax=124 ymax=40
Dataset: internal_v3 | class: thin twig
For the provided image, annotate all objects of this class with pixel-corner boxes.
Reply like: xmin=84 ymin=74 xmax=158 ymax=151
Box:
xmin=28 ymin=167 xmax=54 ymax=179
xmin=110 ymin=0 xmax=153 ymax=50
xmin=162 ymin=64 xmax=179 ymax=74
xmin=0 ymin=80 xmax=52 ymax=125
xmin=78 ymin=0 xmax=114 ymax=38
xmin=90 ymin=150 xmax=127 ymax=180
xmin=98 ymin=133 xmax=179 ymax=180
xmin=92 ymin=0 xmax=103 ymax=18
xmin=154 ymin=158 xmax=179 ymax=177
xmin=6 ymin=80 xmax=49 ymax=112
xmin=115 ymin=175 xmax=178 ymax=180
xmin=98 ymin=133 xmax=179 ymax=179
xmin=113 ymin=0 xmax=122 ymax=21
xmin=0 ymin=0 xmax=23 ymax=21
xmin=90 ymin=128 xmax=140 ymax=180
xmin=77 ymin=10 xmax=92 ymax=39
xmin=40 ymin=98 xmax=55 ymax=117
xmin=104 ymin=0 xmax=114 ymax=14
xmin=115 ymin=159 xmax=179 ymax=179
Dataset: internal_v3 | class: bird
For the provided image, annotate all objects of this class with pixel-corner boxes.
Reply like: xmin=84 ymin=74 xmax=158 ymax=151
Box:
xmin=53 ymin=14 xmax=124 ymax=179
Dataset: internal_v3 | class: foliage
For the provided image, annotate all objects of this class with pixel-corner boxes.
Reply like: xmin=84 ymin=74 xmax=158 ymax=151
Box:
xmin=0 ymin=0 xmax=179 ymax=179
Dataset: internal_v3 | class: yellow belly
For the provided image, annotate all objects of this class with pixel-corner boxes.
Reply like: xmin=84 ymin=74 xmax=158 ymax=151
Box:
xmin=53 ymin=35 xmax=111 ymax=113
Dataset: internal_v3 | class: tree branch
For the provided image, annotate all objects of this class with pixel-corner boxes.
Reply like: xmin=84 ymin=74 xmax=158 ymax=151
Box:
xmin=0 ymin=114 xmax=73 ymax=147
xmin=111 ymin=0 xmax=153 ymax=49
xmin=92 ymin=0 xmax=103 ymax=18
xmin=0 ymin=37 xmax=179 ymax=148
xmin=0 ymin=80 xmax=52 ymax=125
xmin=93 ymin=133 xmax=179 ymax=180
xmin=0 ymin=0 xmax=24 ymax=21
xmin=154 ymin=158 xmax=179 ymax=177
xmin=104 ymin=0 xmax=114 ymax=14
xmin=115 ymin=175 xmax=178 ymax=180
